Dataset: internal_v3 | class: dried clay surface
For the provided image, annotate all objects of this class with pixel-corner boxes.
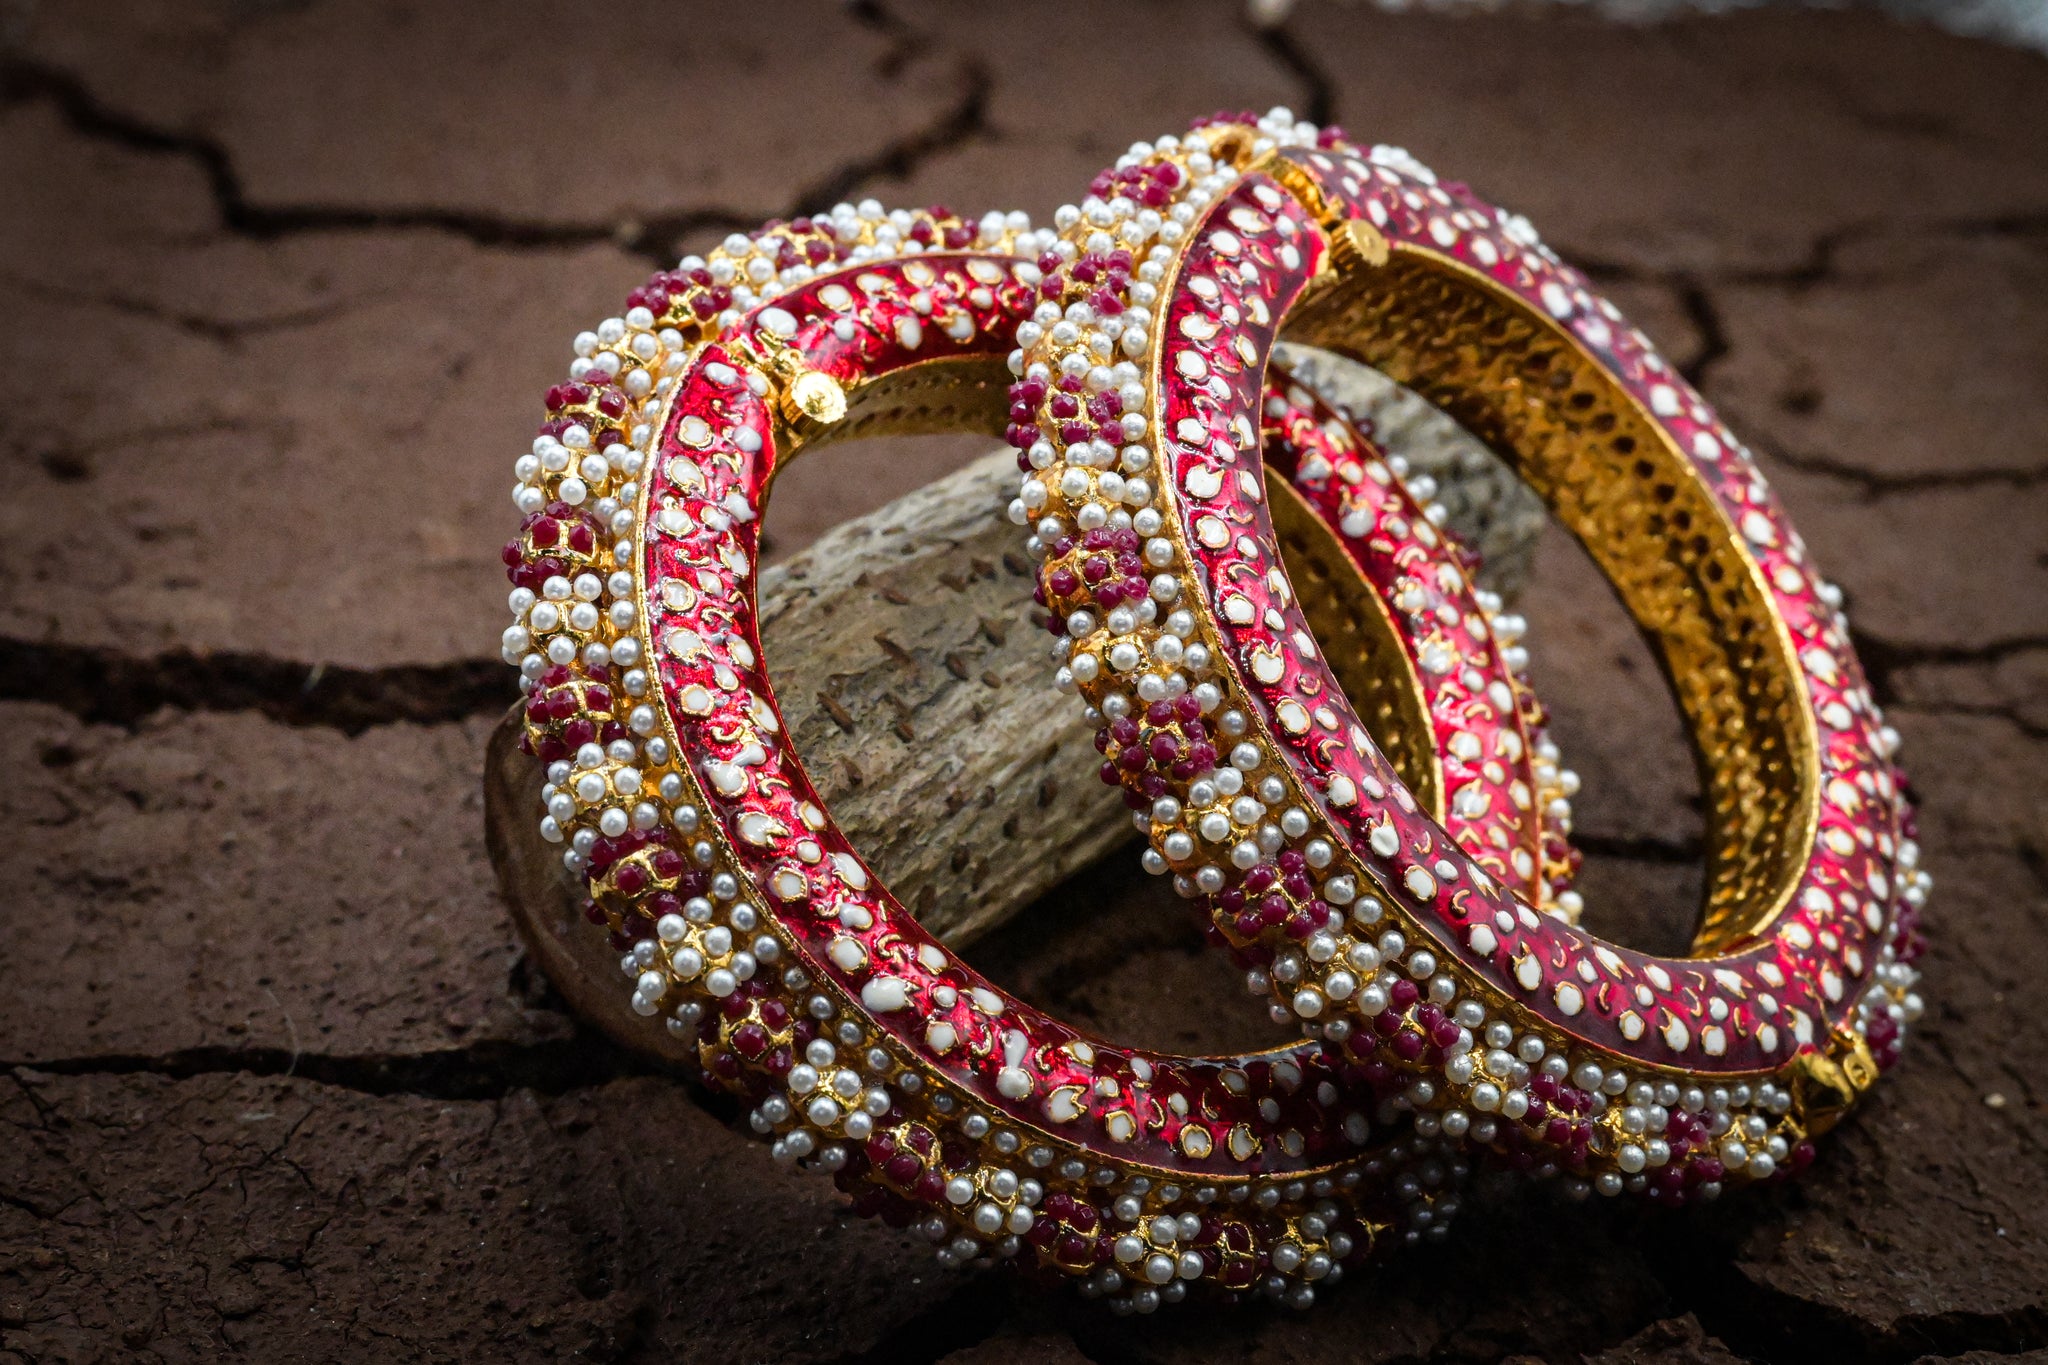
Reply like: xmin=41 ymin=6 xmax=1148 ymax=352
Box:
xmin=2 ymin=2 xmax=2045 ymax=1362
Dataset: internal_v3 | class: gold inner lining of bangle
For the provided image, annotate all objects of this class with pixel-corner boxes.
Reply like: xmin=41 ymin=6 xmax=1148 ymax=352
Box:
xmin=777 ymin=353 xmax=1446 ymax=815
xmin=1281 ymin=244 xmax=1819 ymax=956
xmin=789 ymin=354 xmax=1014 ymax=451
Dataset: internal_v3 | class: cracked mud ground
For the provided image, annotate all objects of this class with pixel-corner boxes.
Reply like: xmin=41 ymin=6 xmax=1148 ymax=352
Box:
xmin=1 ymin=2 xmax=2044 ymax=1361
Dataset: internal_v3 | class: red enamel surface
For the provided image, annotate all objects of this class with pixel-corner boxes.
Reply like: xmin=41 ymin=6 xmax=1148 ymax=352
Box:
xmin=640 ymin=249 xmax=1570 ymax=1176
xmin=1260 ymin=364 xmax=1568 ymax=911
xmin=645 ymin=255 xmax=1363 ymax=1175
xmin=1149 ymin=155 xmax=1912 ymax=1072
xmin=509 ymin=210 xmax=1496 ymax=1284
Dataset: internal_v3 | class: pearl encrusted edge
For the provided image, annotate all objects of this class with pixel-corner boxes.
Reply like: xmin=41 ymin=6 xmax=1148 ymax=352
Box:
xmin=497 ymin=206 xmax=1489 ymax=1310
xmin=1009 ymin=109 xmax=1929 ymax=1203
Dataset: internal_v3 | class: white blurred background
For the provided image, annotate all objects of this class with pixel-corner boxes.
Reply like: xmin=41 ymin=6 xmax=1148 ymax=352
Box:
xmin=1246 ymin=0 xmax=2048 ymax=52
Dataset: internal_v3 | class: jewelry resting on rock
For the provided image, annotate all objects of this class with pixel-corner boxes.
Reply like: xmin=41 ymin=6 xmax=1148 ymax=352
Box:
xmin=1013 ymin=110 xmax=1928 ymax=1204
xmin=487 ymin=108 xmax=1928 ymax=1310
xmin=500 ymin=206 xmax=1577 ymax=1307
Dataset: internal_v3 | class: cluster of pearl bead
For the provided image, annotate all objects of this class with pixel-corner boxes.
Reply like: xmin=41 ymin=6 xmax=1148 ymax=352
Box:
xmin=1009 ymin=108 xmax=1927 ymax=1203
xmin=501 ymin=205 xmax=1474 ymax=1309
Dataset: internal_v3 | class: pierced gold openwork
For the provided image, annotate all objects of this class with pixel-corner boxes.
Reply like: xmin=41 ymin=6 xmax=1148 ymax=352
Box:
xmin=1282 ymin=241 xmax=1820 ymax=954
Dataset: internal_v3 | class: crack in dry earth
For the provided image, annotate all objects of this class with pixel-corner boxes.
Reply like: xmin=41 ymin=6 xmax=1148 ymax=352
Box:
xmin=1652 ymin=1239 xmax=2048 ymax=1365
xmin=1763 ymin=443 xmax=2048 ymax=500
xmin=0 ymin=636 xmax=515 ymax=732
xmin=1576 ymin=211 xmax=2048 ymax=299
xmin=3 ymin=13 xmax=2044 ymax=1363
xmin=1850 ymin=629 xmax=2048 ymax=703
xmin=0 ymin=52 xmax=994 ymax=267
xmin=1252 ymin=17 xmax=1336 ymax=126
xmin=1892 ymin=697 xmax=2048 ymax=741
xmin=4 ymin=1033 xmax=651 ymax=1104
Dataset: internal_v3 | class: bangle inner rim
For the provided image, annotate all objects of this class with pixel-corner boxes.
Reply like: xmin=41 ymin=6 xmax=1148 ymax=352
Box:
xmin=1280 ymin=243 xmax=1819 ymax=957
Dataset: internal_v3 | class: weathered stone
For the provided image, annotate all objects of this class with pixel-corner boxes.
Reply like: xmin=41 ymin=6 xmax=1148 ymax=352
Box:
xmin=492 ymin=436 xmax=1543 ymax=1018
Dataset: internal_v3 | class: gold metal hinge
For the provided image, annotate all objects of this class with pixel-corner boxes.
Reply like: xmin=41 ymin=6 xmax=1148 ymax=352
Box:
xmin=728 ymin=332 xmax=849 ymax=429
xmin=1788 ymin=1026 xmax=1878 ymax=1137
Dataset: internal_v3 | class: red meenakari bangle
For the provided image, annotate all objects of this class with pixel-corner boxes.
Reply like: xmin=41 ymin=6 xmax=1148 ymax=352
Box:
xmin=1015 ymin=110 xmax=1926 ymax=1202
xmin=499 ymin=204 xmax=1574 ymax=1307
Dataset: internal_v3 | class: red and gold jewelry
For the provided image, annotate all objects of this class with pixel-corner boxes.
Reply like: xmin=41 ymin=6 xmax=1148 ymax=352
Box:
xmin=497 ymin=202 xmax=1577 ymax=1306
xmin=1014 ymin=110 xmax=1928 ymax=1202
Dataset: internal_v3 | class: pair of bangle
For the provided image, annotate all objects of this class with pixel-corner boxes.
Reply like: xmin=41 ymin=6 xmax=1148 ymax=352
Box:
xmin=495 ymin=109 xmax=1927 ymax=1311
